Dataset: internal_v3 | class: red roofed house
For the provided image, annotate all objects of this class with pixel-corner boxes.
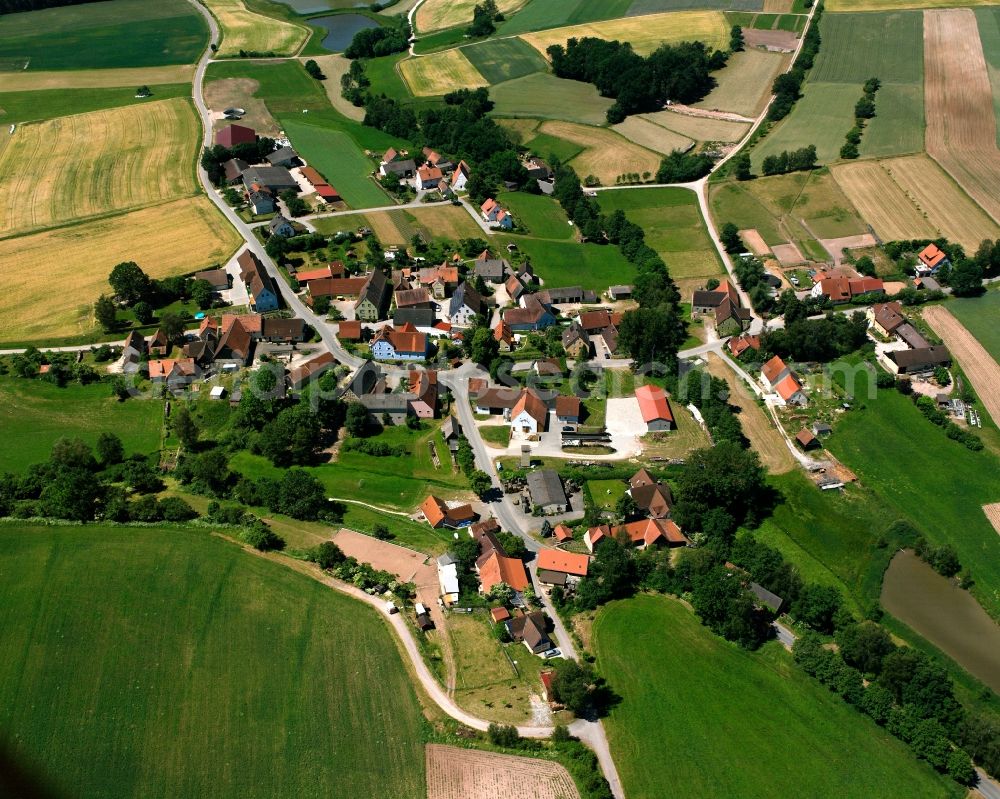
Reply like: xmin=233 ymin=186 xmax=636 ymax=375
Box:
xmin=760 ymin=355 xmax=806 ymax=405
xmin=414 ymin=163 xmax=443 ymax=190
xmin=917 ymin=243 xmax=949 ymax=276
xmin=553 ymin=523 xmax=573 ymax=543
xmin=289 ymin=351 xmax=334 ymax=390
xmin=585 ymin=519 xmax=689 ymax=553
xmin=760 ymin=355 xmax=790 ymax=391
xmin=867 ymin=301 xmax=906 ymax=337
xmin=422 ymin=495 xmax=476 ymax=529
xmin=728 ymin=333 xmax=761 ymax=358
xmin=215 ymin=123 xmax=256 ymax=148
xmin=148 ymin=358 xmax=200 ymax=389
xmin=337 ymin=320 xmax=362 ymax=341
xmin=370 ymin=324 xmax=428 ymax=361
xmin=812 ymin=276 xmax=884 ymax=303
xmin=477 ymin=549 xmax=530 ymax=595
xmin=635 ymin=384 xmax=674 ymax=432
xmin=451 ymin=160 xmax=470 ymax=192
xmin=296 ymin=265 xmax=334 ymax=283
xmin=493 ymin=320 xmax=514 ymax=352
xmin=536 ymin=549 xmax=590 ymax=588
xmin=510 ymin=388 xmax=548 ymax=435
xmin=555 ymin=395 xmax=582 ymax=429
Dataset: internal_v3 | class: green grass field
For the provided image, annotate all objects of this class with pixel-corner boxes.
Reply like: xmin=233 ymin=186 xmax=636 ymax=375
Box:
xmin=827 ymin=368 xmax=1000 ymax=621
xmin=976 ymin=7 xmax=1000 ymax=149
xmin=497 ymin=191 xmax=574 ymax=239
xmin=949 ymin=290 xmax=1000 ymax=361
xmin=0 ymin=379 xmax=164 ymax=474
xmin=594 ymin=595 xmax=959 ymax=799
xmin=463 ymin=37 xmax=548 ymax=84
xmin=501 ymin=0 xmax=760 ymax=34
xmin=0 ymin=0 xmax=206 ymax=70
xmin=523 ymin=129 xmax=586 ymax=162
xmin=588 ymin=478 xmax=627 ymax=510
xmin=231 ymin=420 xmax=469 ymax=511
xmin=597 ymin=187 xmax=722 ymax=280
xmin=0 ymin=525 xmax=425 ymax=798
xmin=0 ymin=84 xmax=192 ymax=125
xmin=490 ymin=73 xmax=614 ymax=126
xmin=496 ymin=236 xmax=635 ymax=292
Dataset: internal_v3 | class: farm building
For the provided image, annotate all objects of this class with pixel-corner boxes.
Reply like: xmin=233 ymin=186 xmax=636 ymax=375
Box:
xmin=422 ymin=495 xmax=476 ymax=529
xmin=355 ymin=269 xmax=391 ymax=322
xmin=437 ymin=554 xmax=460 ymax=605
xmin=535 ymin=550 xmax=590 ymax=588
xmin=265 ymin=146 xmax=297 ymax=167
xmin=691 ymin=281 xmax=750 ymax=333
xmin=289 ymin=352 xmax=335 ymax=390
xmin=811 ymin=276 xmax=884 ymax=304
xmin=504 ymin=298 xmax=555 ymax=331
xmin=635 ymin=385 xmax=674 ymax=432
xmin=241 ymin=166 xmax=298 ymax=194
xmin=883 ymin=346 xmax=952 ymax=375
xmin=215 ymin=123 xmax=255 ymax=148
xmin=525 ymin=469 xmax=568 ymax=514
xmin=585 ymin=518 xmax=688 ymax=552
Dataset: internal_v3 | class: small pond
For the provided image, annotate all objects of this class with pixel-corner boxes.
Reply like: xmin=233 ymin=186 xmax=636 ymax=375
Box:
xmin=311 ymin=14 xmax=380 ymax=52
xmin=881 ymin=549 xmax=1000 ymax=693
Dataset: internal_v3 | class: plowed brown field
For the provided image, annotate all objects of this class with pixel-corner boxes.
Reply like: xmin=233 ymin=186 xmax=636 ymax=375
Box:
xmin=425 ymin=744 xmax=580 ymax=799
xmin=923 ymin=305 xmax=1000 ymax=428
xmin=924 ymin=9 xmax=1000 ymax=225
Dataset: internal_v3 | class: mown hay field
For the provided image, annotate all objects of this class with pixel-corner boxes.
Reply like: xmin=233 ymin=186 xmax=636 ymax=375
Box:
xmin=612 ymin=116 xmax=693 ymax=156
xmin=314 ymin=205 xmax=483 ymax=246
xmin=416 ymin=0 xmax=527 ymax=32
xmin=640 ymin=109 xmax=749 ymax=142
xmin=0 ymin=198 xmax=242 ymax=344
xmin=462 ymin=37 xmax=548 ymax=84
xmin=426 ymin=745 xmax=579 ymax=799
xmin=831 ymin=155 xmax=999 ymax=250
xmin=490 ymin=73 xmax=614 ymax=125
xmin=0 ymin=64 xmax=194 ymax=91
xmin=205 ymin=0 xmax=309 ymax=57
xmin=924 ymin=8 xmax=1000 ymax=226
xmin=694 ymin=49 xmax=787 ymax=118
xmin=0 ymin=98 xmax=199 ymax=238
xmin=520 ymin=10 xmax=729 ymax=57
xmin=400 ymin=50 xmax=488 ymax=97
xmin=949 ymin=289 xmax=1000 ymax=362
xmin=0 ymin=526 xmax=426 ymax=799
xmin=538 ymin=120 xmax=661 ymax=185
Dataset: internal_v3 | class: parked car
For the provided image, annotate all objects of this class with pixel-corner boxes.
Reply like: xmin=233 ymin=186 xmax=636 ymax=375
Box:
xmin=386 ymin=601 xmax=398 ymax=614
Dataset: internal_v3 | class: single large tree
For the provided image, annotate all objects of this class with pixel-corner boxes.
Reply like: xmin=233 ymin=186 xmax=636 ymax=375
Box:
xmin=94 ymin=294 xmax=117 ymax=332
xmin=108 ymin=261 xmax=151 ymax=306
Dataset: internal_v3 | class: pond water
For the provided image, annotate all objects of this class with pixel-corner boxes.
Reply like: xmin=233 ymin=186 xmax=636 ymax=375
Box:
xmin=311 ymin=14 xmax=379 ymax=52
xmin=881 ymin=549 xmax=1000 ymax=693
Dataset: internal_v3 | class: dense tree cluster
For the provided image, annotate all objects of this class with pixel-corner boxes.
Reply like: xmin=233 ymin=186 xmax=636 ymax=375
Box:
xmin=1 ymin=0 xmax=99 ymax=11
xmin=667 ymin=367 xmax=748 ymax=447
xmin=654 ymin=149 xmax=715 ymax=182
xmin=760 ymin=144 xmax=817 ymax=176
xmin=547 ymin=37 xmax=725 ymax=123
xmin=344 ymin=18 xmax=410 ymax=59
xmin=467 ymin=0 xmax=503 ymax=37
xmin=201 ymin=137 xmax=277 ymax=187
xmin=732 ymin=254 xmax=775 ymax=313
xmin=768 ymin=1 xmax=823 ymax=121
xmin=761 ymin=309 xmax=869 ymax=362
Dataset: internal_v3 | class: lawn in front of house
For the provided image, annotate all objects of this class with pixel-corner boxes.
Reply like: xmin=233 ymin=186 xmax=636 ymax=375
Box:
xmin=588 ymin=478 xmax=627 ymax=510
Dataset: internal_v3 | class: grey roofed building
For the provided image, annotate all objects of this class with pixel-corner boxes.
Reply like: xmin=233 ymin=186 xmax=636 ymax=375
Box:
xmin=887 ymin=345 xmax=951 ymax=373
xmin=265 ymin=146 xmax=297 ymax=166
xmin=355 ymin=268 xmax=391 ymax=321
xmin=812 ymin=422 xmax=833 ymax=436
xmin=895 ymin=322 xmax=930 ymax=349
xmin=449 ymin=281 xmax=484 ymax=324
xmin=382 ymin=158 xmax=416 ymax=177
xmin=608 ymin=285 xmax=632 ymax=300
xmin=223 ymin=157 xmax=248 ymax=184
xmin=393 ymin=307 xmax=436 ymax=328
xmin=750 ymin=582 xmax=784 ymax=613
xmin=441 ymin=415 xmax=461 ymax=444
xmin=474 ymin=258 xmax=509 ymax=283
xmin=526 ymin=469 xmax=568 ymax=512
xmin=536 ymin=286 xmax=596 ymax=305
xmin=918 ymin=276 xmax=942 ymax=291
xmin=194 ymin=268 xmax=230 ymax=289
xmin=268 ymin=214 xmax=294 ymax=236
xmin=241 ymin=166 xmax=299 ymax=193
xmin=341 ymin=360 xmax=383 ymax=399
xmin=508 ymin=611 xmax=551 ymax=653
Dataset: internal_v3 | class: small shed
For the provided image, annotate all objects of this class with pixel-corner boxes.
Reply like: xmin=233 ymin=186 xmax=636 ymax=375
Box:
xmin=795 ymin=428 xmax=819 ymax=450
xmin=209 ymin=386 xmax=226 ymax=400
xmin=811 ymin=422 xmax=832 ymax=437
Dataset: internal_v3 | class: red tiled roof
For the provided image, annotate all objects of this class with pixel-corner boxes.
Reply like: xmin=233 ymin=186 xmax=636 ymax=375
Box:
xmin=635 ymin=384 xmax=673 ymax=424
xmin=555 ymin=395 xmax=581 ymax=418
xmin=478 ymin=551 xmax=529 ymax=593
xmin=918 ymin=243 xmax=947 ymax=268
xmin=728 ymin=333 xmax=761 ymax=357
xmin=337 ymin=320 xmax=362 ymax=340
xmin=553 ymin=524 xmax=573 ymax=542
xmin=296 ymin=265 xmax=334 ymax=282
xmin=761 ymin=355 xmax=787 ymax=385
xmin=512 ymin=388 xmax=547 ymax=426
xmin=537 ymin=549 xmax=590 ymax=577
xmin=775 ymin=373 xmax=803 ymax=402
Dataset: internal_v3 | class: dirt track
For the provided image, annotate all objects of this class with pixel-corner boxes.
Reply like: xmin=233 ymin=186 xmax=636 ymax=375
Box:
xmin=923 ymin=305 xmax=1000 ymax=427
xmin=426 ymin=744 xmax=580 ymax=799
xmin=924 ymin=9 xmax=1000 ymax=225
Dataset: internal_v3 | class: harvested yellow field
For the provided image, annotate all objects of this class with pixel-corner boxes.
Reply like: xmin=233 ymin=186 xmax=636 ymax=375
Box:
xmin=400 ymin=50 xmax=487 ymax=97
xmin=408 ymin=204 xmax=484 ymax=239
xmin=0 ymin=98 xmax=200 ymax=239
xmin=521 ymin=11 xmax=729 ymax=58
xmin=831 ymin=160 xmax=937 ymax=243
xmin=426 ymin=744 xmax=579 ymax=799
xmin=612 ymin=116 xmax=693 ymax=156
xmin=829 ymin=0 xmax=995 ymax=10
xmin=695 ymin=49 xmax=788 ymax=118
xmin=205 ymin=0 xmax=308 ymax=57
xmin=640 ymin=110 xmax=749 ymax=143
xmin=924 ymin=9 xmax=1000 ymax=226
xmin=416 ymin=0 xmax=526 ymax=33
xmin=0 ymin=65 xmax=194 ymax=92
xmin=364 ymin=211 xmax=410 ymax=246
xmin=539 ymin=120 xmax=661 ymax=185
xmin=305 ymin=55 xmax=364 ymax=122
xmin=0 ymin=198 xmax=242 ymax=343
xmin=983 ymin=503 xmax=1000 ymax=536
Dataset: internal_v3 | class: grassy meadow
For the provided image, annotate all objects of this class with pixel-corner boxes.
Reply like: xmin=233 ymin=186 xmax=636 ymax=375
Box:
xmin=463 ymin=37 xmax=548 ymax=84
xmin=0 ymin=525 xmax=425 ymax=798
xmin=0 ymin=0 xmax=206 ymax=70
xmin=490 ymin=73 xmax=615 ymax=125
xmin=495 ymin=236 xmax=635 ymax=292
xmin=0 ymin=379 xmax=164 ymax=474
xmin=594 ymin=595 xmax=960 ymax=799
xmin=949 ymin=289 xmax=1000 ymax=361
xmin=0 ymin=84 xmax=192 ymax=126
xmin=496 ymin=191 xmax=574 ymax=240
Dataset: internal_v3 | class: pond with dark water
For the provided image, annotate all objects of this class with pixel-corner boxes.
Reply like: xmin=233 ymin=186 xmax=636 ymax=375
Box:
xmin=881 ymin=549 xmax=1000 ymax=693
xmin=311 ymin=14 xmax=379 ymax=52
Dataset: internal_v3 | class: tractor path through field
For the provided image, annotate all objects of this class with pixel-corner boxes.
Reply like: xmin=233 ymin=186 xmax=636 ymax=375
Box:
xmin=659 ymin=103 xmax=754 ymax=124
xmin=923 ymin=305 xmax=1000 ymax=428
xmin=326 ymin=497 xmax=411 ymax=516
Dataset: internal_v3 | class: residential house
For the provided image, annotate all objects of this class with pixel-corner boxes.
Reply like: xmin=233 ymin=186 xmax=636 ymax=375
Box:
xmin=883 ymin=346 xmax=951 ymax=375
xmin=493 ymin=320 xmax=514 ymax=352
xmin=578 ymin=309 xmax=613 ymax=334
xmin=635 ymin=385 xmax=674 ymax=432
xmin=553 ymin=523 xmax=573 ymax=543
xmin=562 ymin=324 xmax=591 ymax=359
xmin=507 ymin=611 xmax=551 ymax=654
xmin=481 ymin=198 xmax=502 ymax=223
xmin=148 ymin=358 xmax=200 ymax=388
xmin=437 ymin=554 xmax=460 ymax=605
xmin=238 ymin=250 xmax=279 ymax=313
xmin=418 ymin=264 xmax=459 ymax=299
xmin=585 ymin=518 xmax=689 ymax=552
xmin=289 ymin=351 xmax=335 ymax=390
xmin=691 ymin=281 xmax=750 ymax=333
xmin=215 ymin=123 xmax=255 ymax=148
xmin=268 ymin=214 xmax=294 ymax=237
xmin=476 ymin=533 xmax=529 ymax=595
xmin=247 ymin=185 xmax=275 ymax=215
xmin=760 ymin=355 xmax=791 ymax=392
xmin=355 ymin=269 xmax=391 ymax=322
xmin=495 ymin=208 xmax=514 ymax=229
xmin=450 ymin=160 xmax=470 ymax=192
xmin=750 ymin=582 xmax=785 ymax=613
xmin=522 ymin=156 xmax=553 ymax=180
xmin=408 ymin=369 xmax=438 ymax=418
xmin=811 ymin=276 xmax=884 ymax=303
xmin=194 ymin=268 xmax=230 ymax=292
xmin=535 ymin=550 xmax=590 ymax=588
xmin=475 ymin=254 xmax=509 ymax=284
xmin=214 ymin=315 xmax=255 ymax=365
xmin=728 ymin=333 xmax=761 ymax=358
xmin=504 ymin=298 xmax=555 ymax=332
xmin=555 ymin=395 xmax=582 ymax=429
xmin=148 ymin=328 xmax=169 ymax=357
xmin=510 ymin=389 xmax=548 ymax=435
xmin=505 ymin=273 xmax=527 ymax=302
xmin=265 ymin=146 xmax=297 ymax=167
xmin=121 ymin=330 xmax=146 ymax=374
xmin=760 ymin=355 xmax=807 ymax=405
xmin=261 ymin=317 xmax=305 ymax=343
xmin=868 ymin=301 xmax=906 ymax=337
xmin=917 ymin=243 xmax=949 ymax=276
xmin=337 ymin=320 xmax=362 ymax=341
xmin=370 ymin=324 xmax=428 ymax=361
xmin=628 ymin=470 xmax=673 ymax=519
xmin=222 ymin=157 xmax=248 ymax=184
xmin=241 ymin=166 xmax=298 ymax=194
xmin=422 ymin=495 xmax=476 ymax=529
xmin=414 ymin=163 xmax=443 ymax=190
xmin=526 ymin=469 xmax=568 ymax=513
xmin=394 ymin=287 xmax=433 ymax=311
xmin=448 ymin=281 xmax=483 ymax=327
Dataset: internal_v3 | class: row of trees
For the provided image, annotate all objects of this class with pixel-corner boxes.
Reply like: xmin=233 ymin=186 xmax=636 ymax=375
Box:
xmin=0 ymin=0 xmax=98 ymax=11
xmin=768 ymin=1 xmax=823 ymax=121
xmin=547 ymin=37 xmax=726 ymax=123
xmin=840 ymin=77 xmax=880 ymax=159
xmin=761 ymin=144 xmax=817 ymax=176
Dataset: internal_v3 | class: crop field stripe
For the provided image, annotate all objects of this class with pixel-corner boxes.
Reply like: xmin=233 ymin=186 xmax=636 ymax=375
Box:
xmin=924 ymin=8 xmax=1000 ymax=227
xmin=416 ymin=0 xmax=527 ymax=33
xmin=205 ymin=0 xmax=309 ymax=57
xmin=462 ymin=37 xmax=548 ymax=85
xmin=0 ymin=65 xmax=195 ymax=92
xmin=975 ymin=7 xmax=1000 ymax=149
xmin=0 ymin=98 xmax=200 ymax=238
xmin=639 ymin=109 xmax=749 ymax=142
xmin=399 ymin=50 xmax=488 ymax=97
xmin=827 ymin=0 xmax=999 ymax=12
xmin=490 ymin=72 xmax=614 ymax=125
xmin=694 ymin=49 xmax=787 ymax=118
xmin=538 ymin=120 xmax=661 ymax=185
xmin=612 ymin=116 xmax=694 ymax=156
xmin=830 ymin=160 xmax=935 ymax=242
xmin=0 ymin=198 xmax=242 ymax=344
